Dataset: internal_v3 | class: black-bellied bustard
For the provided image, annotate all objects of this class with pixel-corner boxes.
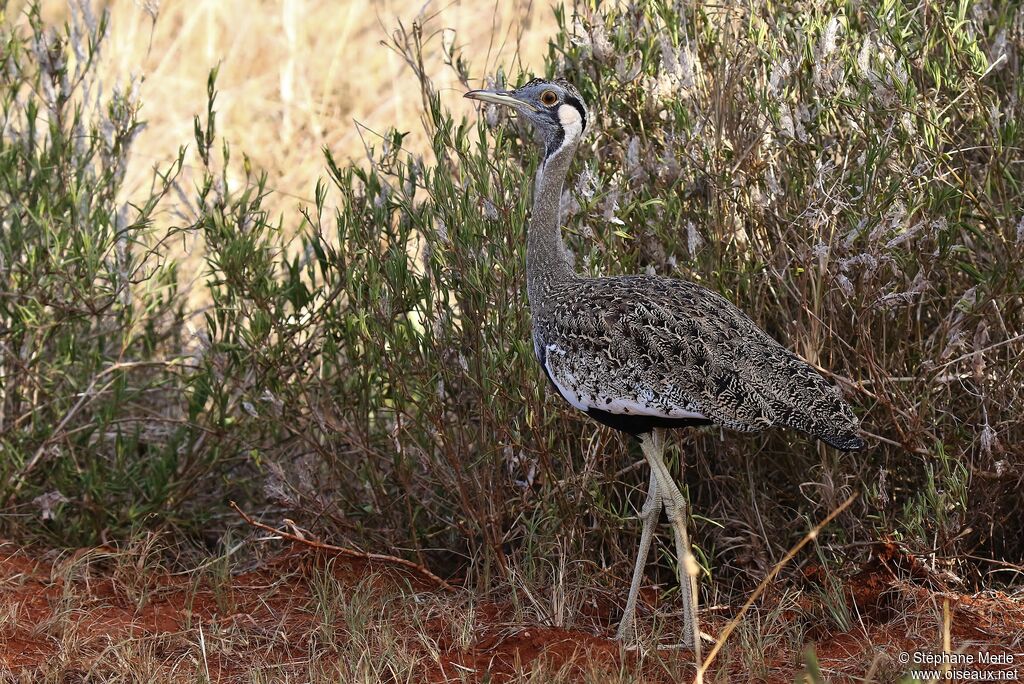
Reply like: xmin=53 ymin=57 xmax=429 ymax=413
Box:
xmin=465 ymin=78 xmax=864 ymax=661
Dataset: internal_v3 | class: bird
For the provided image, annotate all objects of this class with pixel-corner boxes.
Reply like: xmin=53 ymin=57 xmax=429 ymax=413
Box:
xmin=464 ymin=78 xmax=865 ymax=658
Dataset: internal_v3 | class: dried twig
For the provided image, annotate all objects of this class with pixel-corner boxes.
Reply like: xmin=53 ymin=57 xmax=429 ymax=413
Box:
xmin=229 ymin=501 xmax=457 ymax=593
xmin=694 ymin=491 xmax=859 ymax=684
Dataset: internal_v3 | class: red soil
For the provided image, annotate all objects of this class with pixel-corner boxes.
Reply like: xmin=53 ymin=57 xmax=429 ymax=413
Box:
xmin=0 ymin=541 xmax=1021 ymax=682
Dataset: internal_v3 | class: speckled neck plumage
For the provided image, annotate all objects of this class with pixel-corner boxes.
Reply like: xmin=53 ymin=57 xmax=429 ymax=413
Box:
xmin=526 ymin=139 xmax=576 ymax=313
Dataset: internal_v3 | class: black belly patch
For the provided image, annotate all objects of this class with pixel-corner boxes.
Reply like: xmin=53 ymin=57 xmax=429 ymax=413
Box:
xmin=585 ymin=406 xmax=713 ymax=438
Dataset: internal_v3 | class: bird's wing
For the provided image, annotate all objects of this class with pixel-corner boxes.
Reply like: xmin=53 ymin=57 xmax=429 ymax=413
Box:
xmin=535 ymin=275 xmax=863 ymax=449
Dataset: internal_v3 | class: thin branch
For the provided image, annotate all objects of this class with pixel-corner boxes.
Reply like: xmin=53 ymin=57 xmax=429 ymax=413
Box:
xmin=5 ymin=360 xmax=182 ymax=499
xmin=229 ymin=501 xmax=456 ymax=593
xmin=694 ymin=491 xmax=859 ymax=684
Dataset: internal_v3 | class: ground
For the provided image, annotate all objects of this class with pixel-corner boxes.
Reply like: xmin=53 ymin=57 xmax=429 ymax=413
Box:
xmin=1 ymin=536 xmax=1021 ymax=683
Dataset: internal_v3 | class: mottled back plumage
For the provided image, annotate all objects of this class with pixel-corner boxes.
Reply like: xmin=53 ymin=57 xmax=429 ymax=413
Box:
xmin=533 ymin=274 xmax=864 ymax=450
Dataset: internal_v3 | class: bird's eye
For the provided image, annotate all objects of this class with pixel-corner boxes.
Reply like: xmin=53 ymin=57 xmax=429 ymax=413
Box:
xmin=540 ymin=90 xmax=558 ymax=106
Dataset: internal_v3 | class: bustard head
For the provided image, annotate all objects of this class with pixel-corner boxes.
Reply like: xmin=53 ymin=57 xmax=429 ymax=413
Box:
xmin=465 ymin=78 xmax=588 ymax=160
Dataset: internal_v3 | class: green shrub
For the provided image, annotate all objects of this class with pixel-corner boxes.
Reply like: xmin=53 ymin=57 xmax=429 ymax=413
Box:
xmin=0 ymin=3 xmax=219 ymax=543
xmin=2 ymin=0 xmax=1022 ymax=600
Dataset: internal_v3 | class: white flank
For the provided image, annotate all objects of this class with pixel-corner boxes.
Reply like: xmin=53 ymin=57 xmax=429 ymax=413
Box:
xmin=543 ymin=344 xmax=587 ymax=411
xmin=543 ymin=344 xmax=709 ymax=420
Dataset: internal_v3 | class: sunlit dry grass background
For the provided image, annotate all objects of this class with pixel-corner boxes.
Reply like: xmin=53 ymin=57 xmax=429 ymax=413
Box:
xmin=34 ymin=0 xmax=553 ymax=217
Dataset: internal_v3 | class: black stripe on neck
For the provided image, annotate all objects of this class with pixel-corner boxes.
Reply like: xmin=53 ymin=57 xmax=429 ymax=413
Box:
xmin=544 ymin=124 xmax=566 ymax=160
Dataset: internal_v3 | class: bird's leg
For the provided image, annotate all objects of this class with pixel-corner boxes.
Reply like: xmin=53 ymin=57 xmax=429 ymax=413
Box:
xmin=615 ymin=467 xmax=661 ymax=642
xmin=641 ymin=429 xmax=703 ymax=661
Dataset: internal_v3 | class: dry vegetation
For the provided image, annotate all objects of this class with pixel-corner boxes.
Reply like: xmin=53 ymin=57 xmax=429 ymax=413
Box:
xmin=32 ymin=0 xmax=552 ymax=215
xmin=2 ymin=541 xmax=1020 ymax=682
xmin=26 ymin=0 xmax=554 ymax=304
xmin=2 ymin=0 xmax=1024 ymax=681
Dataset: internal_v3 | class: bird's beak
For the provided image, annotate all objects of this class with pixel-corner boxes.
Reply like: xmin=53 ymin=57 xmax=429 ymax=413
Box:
xmin=464 ymin=88 xmax=537 ymax=112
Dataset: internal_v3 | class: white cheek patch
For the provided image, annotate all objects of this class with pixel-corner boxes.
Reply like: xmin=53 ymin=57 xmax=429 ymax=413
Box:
xmin=557 ymin=103 xmax=583 ymax=139
xmin=545 ymin=103 xmax=584 ymax=160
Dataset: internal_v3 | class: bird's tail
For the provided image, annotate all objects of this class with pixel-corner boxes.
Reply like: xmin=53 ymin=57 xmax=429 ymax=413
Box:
xmin=776 ymin=360 xmax=866 ymax=452
xmin=819 ymin=429 xmax=866 ymax=452
xmin=799 ymin=395 xmax=866 ymax=452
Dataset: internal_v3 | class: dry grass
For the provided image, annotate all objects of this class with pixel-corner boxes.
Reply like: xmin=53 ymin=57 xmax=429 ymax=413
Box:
xmin=32 ymin=0 xmax=553 ymax=217
xmin=1 ymin=538 xmax=1020 ymax=683
xmin=15 ymin=0 xmax=553 ymax=311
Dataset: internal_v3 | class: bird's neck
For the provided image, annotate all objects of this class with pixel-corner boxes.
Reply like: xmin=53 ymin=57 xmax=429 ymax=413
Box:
xmin=527 ymin=141 xmax=577 ymax=305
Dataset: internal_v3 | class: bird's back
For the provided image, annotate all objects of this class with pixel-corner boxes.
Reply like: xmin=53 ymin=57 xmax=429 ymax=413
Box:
xmin=532 ymin=274 xmax=864 ymax=451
